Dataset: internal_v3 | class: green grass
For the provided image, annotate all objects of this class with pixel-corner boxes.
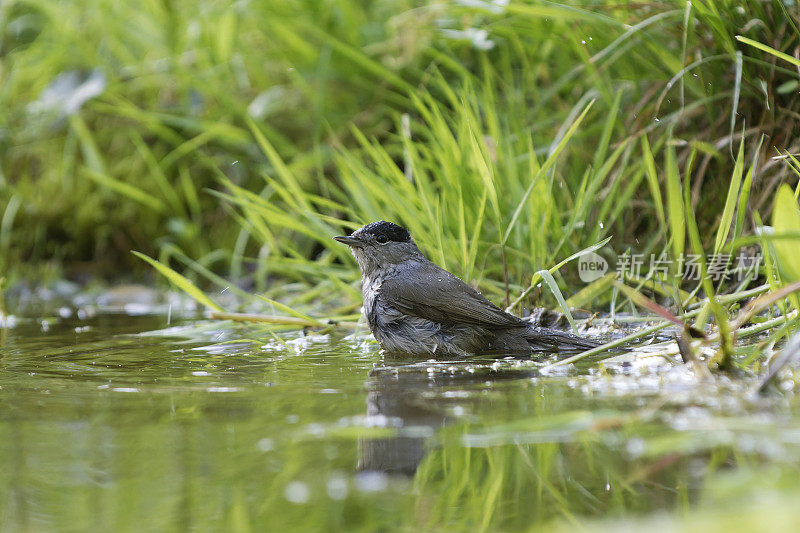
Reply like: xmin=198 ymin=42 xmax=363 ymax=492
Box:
xmin=6 ymin=5 xmax=800 ymax=531
xmin=3 ymin=2 xmax=800 ymax=367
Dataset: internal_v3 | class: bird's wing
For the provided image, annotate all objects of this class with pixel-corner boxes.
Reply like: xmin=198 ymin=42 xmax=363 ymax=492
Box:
xmin=380 ymin=263 xmax=522 ymax=328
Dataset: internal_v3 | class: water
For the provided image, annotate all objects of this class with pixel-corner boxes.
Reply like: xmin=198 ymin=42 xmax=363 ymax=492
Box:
xmin=2 ymin=309 xmax=800 ymax=531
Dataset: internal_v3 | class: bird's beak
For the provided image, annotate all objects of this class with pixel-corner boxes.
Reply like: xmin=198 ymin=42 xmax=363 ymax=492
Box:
xmin=333 ymin=235 xmax=363 ymax=247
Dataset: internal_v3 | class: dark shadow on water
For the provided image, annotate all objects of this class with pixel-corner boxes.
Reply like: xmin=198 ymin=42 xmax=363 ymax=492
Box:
xmin=357 ymin=357 xmax=538 ymax=475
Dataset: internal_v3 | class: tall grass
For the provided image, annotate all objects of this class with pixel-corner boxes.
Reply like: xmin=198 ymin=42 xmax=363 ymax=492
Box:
xmin=1 ymin=1 xmax=796 ymax=278
xmin=3 ymin=0 xmax=800 ymax=372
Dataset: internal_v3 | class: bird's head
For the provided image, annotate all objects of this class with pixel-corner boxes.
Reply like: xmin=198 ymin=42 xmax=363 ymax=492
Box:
xmin=334 ymin=220 xmax=422 ymax=275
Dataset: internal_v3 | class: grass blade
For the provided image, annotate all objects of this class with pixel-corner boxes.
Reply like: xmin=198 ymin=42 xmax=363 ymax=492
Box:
xmin=736 ymin=35 xmax=800 ymax=68
xmin=714 ymin=136 xmax=745 ymax=254
xmin=132 ymin=251 xmax=222 ymax=312
xmin=729 ymin=51 xmax=742 ymax=152
xmin=665 ymin=138 xmax=685 ymax=262
xmin=83 ymin=169 xmax=167 ymax=213
xmin=641 ymin=136 xmax=667 ymax=231
xmin=507 ymin=237 xmax=611 ymax=312
xmin=537 ymin=269 xmax=577 ymax=334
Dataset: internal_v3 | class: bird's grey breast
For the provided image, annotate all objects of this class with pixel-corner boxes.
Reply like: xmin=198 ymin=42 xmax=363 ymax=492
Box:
xmin=362 ymin=267 xmax=408 ymax=329
xmin=362 ymin=264 xmax=461 ymax=356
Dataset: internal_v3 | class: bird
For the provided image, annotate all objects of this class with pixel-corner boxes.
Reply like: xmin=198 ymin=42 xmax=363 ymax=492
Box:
xmin=334 ymin=220 xmax=599 ymax=357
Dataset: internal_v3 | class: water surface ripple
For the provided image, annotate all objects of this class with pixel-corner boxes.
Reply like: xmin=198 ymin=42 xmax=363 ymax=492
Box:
xmin=1 ymin=312 xmax=798 ymax=531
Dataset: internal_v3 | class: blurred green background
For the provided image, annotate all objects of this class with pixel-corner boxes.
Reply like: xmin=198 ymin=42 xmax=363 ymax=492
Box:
xmin=1 ymin=0 xmax=798 ymax=300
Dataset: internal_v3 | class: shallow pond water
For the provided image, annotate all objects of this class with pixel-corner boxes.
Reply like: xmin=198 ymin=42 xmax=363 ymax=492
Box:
xmin=2 ymin=307 xmax=800 ymax=531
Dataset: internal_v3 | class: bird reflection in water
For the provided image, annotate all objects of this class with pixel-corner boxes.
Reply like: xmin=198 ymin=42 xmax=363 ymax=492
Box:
xmin=357 ymin=358 xmax=537 ymax=475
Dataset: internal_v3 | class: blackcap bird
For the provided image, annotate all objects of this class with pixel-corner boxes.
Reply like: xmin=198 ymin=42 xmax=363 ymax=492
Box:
xmin=334 ymin=221 xmax=598 ymax=357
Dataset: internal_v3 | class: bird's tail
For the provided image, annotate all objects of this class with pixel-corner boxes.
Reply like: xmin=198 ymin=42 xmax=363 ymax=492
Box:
xmin=524 ymin=327 xmax=600 ymax=352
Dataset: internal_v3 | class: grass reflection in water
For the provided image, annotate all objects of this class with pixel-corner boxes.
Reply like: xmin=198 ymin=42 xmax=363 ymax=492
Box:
xmin=1 ymin=314 xmax=799 ymax=531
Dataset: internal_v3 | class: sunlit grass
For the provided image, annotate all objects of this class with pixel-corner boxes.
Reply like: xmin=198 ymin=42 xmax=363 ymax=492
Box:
xmin=32 ymin=0 xmax=784 ymax=378
xmin=3 ymin=0 xmax=798 ymax=285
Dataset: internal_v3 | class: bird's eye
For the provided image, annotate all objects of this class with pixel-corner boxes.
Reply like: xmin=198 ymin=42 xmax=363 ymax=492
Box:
xmin=376 ymin=234 xmax=389 ymax=244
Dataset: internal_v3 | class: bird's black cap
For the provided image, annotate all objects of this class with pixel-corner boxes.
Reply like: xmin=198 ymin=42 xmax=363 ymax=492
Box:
xmin=361 ymin=220 xmax=411 ymax=243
